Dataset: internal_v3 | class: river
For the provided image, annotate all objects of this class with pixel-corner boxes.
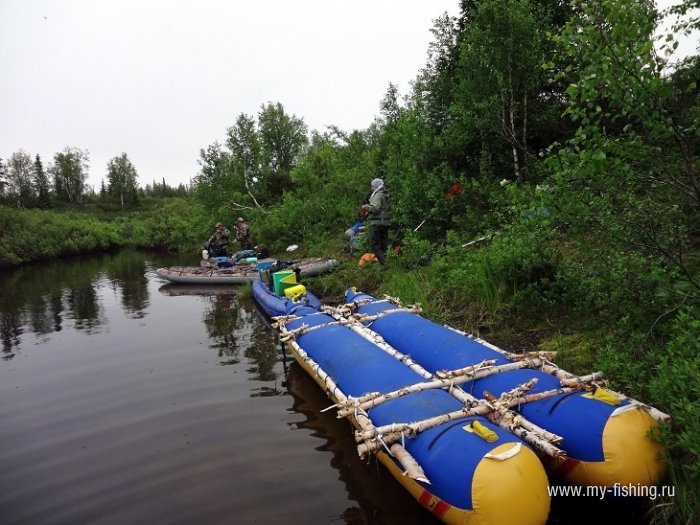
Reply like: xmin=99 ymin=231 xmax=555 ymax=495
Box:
xmin=0 ymin=250 xmax=649 ymax=524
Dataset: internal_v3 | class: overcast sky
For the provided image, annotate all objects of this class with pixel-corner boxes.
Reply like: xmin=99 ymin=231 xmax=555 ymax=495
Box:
xmin=1 ymin=1 xmax=694 ymax=191
xmin=0 ymin=0 xmax=460 ymax=190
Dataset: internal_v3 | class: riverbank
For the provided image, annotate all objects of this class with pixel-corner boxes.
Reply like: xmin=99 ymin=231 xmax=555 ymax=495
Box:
xmin=2 ymin=203 xmax=697 ymax=524
xmin=0 ymin=200 xmax=202 ymax=269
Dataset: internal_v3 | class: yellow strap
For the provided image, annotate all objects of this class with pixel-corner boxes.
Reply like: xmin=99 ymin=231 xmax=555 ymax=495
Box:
xmin=464 ymin=420 xmax=499 ymax=442
xmin=583 ymin=387 xmax=621 ymax=406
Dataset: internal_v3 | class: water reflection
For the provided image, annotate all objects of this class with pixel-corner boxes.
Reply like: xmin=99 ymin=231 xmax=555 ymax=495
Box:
xmin=65 ymin=285 xmax=103 ymax=331
xmin=160 ymin=283 xmax=282 ymax=395
xmin=0 ymin=312 xmax=21 ymax=358
xmin=203 ymin=293 xmax=243 ymax=358
xmin=104 ymin=253 xmax=150 ymax=319
xmin=283 ymin=359 xmax=441 ymax=525
xmin=0 ymin=250 xmax=156 ymax=358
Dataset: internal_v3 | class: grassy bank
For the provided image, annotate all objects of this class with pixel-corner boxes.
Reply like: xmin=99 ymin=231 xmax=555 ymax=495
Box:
xmin=308 ymin=226 xmax=698 ymax=524
xmin=0 ymin=199 xmax=206 ymax=268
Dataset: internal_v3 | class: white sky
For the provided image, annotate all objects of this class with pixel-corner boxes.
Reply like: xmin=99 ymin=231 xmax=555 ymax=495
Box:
xmin=0 ymin=0 xmax=458 ymax=190
xmin=1 ymin=1 xmax=695 ymax=191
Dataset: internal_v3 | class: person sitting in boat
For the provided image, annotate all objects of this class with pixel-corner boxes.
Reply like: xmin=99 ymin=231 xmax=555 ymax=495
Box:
xmin=204 ymin=222 xmax=230 ymax=257
xmin=234 ymin=217 xmax=254 ymax=250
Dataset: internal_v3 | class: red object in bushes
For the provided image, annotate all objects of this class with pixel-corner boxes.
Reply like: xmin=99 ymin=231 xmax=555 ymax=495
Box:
xmin=445 ymin=182 xmax=462 ymax=201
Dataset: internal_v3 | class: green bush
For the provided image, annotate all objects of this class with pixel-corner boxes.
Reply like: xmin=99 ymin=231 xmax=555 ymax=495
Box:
xmin=436 ymin=226 xmax=559 ymax=317
xmin=596 ymin=307 xmax=699 ymax=525
xmin=0 ymin=206 xmax=121 ymax=268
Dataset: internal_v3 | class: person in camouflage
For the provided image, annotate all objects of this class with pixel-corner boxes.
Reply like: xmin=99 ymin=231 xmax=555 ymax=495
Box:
xmin=205 ymin=222 xmax=230 ymax=257
xmin=361 ymin=178 xmax=391 ymax=265
xmin=234 ymin=217 xmax=254 ymax=250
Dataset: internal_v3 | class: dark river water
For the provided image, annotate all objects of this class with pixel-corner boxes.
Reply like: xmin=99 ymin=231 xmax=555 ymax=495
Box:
xmin=0 ymin=250 xmax=651 ymax=525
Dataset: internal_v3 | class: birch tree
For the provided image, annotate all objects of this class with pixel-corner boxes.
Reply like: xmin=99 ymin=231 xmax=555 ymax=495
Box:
xmin=106 ymin=153 xmax=139 ymax=208
xmin=458 ymin=0 xmax=546 ymax=183
xmin=7 ymin=150 xmax=34 ymax=207
xmin=51 ymin=147 xmax=89 ymax=204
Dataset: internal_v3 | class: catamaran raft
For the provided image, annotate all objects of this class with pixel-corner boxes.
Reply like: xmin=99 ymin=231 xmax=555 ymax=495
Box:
xmin=245 ymin=261 xmax=669 ymax=525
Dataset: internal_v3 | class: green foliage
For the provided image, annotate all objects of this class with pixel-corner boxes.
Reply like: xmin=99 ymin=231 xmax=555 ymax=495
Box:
xmin=257 ymin=102 xmax=309 ymax=198
xmin=5 ymin=150 xmax=34 ymax=208
xmin=596 ymin=307 xmax=700 ymax=524
xmin=546 ymin=0 xmax=699 ymax=307
xmin=33 ymin=155 xmax=50 ymax=208
xmin=458 ymin=0 xmax=548 ymax=182
xmin=253 ymin=191 xmax=349 ymax=255
xmin=126 ymin=198 xmax=203 ymax=252
xmin=538 ymin=332 xmax=600 ymax=375
xmin=392 ymin=231 xmax=435 ymax=269
xmin=194 ymin=102 xmax=309 ymax=212
xmin=106 ymin=152 xmax=139 ymax=208
xmin=194 ymin=141 xmax=246 ymax=215
xmin=649 ymin=307 xmax=700 ymax=517
xmin=437 ymin=226 xmax=559 ymax=318
xmin=51 ymin=146 xmax=89 ymax=204
xmin=553 ymin=242 xmax=672 ymax=329
xmin=0 ymin=205 xmax=120 ymax=267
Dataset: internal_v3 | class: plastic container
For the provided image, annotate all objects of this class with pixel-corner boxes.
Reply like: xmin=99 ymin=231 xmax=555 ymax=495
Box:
xmin=272 ymin=270 xmax=297 ymax=296
xmin=257 ymin=260 xmax=276 ymax=281
xmin=283 ymin=284 xmax=306 ymax=301
xmin=245 ymin=257 xmax=258 ymax=264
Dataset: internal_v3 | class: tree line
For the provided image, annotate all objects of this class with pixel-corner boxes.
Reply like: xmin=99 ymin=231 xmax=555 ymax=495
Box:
xmin=0 ymin=148 xmax=189 ymax=209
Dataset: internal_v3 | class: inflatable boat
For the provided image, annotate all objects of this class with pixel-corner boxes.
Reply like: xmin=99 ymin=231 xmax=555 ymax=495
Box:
xmin=155 ymin=258 xmax=338 ymax=285
xmin=252 ymin=278 xmax=551 ymax=525
xmin=342 ymin=289 xmax=669 ymax=488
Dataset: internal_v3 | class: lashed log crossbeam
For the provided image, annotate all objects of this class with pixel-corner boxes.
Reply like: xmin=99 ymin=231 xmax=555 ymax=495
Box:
xmin=337 ymin=382 xmax=581 ymax=424
xmin=275 ymin=321 xmax=431 ymax=482
xmin=441 ymin=324 xmax=671 ymax=422
xmin=356 ymin=379 xmax=545 ymax=443
xmin=323 ymin=310 xmax=566 ymax=457
xmin=335 ymin=360 xmax=496 ymax=418
xmin=601 ymin=388 xmax=672 ymax=423
xmin=277 ymin=320 xmax=345 ymax=342
xmin=390 ymin=444 xmax=430 ymax=483
xmin=350 ymin=306 xmax=424 ymax=323
xmin=356 ymin=397 xmax=564 ymax=458
xmin=334 ymin=303 xmax=607 ymax=391
xmin=330 ymin=294 xmax=405 ymax=316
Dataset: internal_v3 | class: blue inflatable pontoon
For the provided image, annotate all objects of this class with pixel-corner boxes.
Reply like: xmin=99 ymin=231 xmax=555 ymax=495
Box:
xmin=344 ymin=289 xmax=668 ymax=488
xmin=252 ymin=278 xmax=551 ymax=525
